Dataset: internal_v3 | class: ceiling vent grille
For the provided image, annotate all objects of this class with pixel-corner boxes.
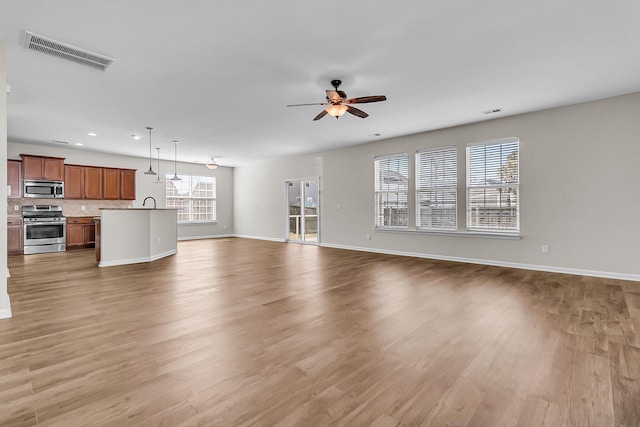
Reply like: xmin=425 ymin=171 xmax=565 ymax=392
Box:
xmin=23 ymin=31 xmax=114 ymax=71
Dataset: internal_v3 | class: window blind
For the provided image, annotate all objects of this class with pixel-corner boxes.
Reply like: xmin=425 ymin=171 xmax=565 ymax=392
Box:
xmin=466 ymin=138 xmax=519 ymax=232
xmin=374 ymin=154 xmax=409 ymax=228
xmin=416 ymin=147 xmax=457 ymax=230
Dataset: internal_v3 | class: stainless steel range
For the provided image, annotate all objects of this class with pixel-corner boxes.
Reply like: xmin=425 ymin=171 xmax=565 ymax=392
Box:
xmin=22 ymin=205 xmax=66 ymax=254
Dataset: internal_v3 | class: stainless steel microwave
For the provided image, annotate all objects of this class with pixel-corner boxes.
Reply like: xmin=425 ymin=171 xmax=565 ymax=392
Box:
xmin=23 ymin=180 xmax=64 ymax=198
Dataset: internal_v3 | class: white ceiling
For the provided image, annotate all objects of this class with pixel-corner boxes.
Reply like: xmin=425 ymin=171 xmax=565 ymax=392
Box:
xmin=2 ymin=1 xmax=640 ymax=167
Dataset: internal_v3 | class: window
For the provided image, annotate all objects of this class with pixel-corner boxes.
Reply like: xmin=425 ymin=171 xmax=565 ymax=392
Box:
xmin=374 ymin=154 xmax=409 ymax=228
xmin=416 ymin=147 xmax=457 ymax=230
xmin=166 ymin=174 xmax=216 ymax=222
xmin=466 ymin=138 xmax=519 ymax=232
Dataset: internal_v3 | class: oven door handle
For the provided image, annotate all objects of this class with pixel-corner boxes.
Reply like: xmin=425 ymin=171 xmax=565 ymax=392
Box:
xmin=24 ymin=220 xmax=67 ymax=225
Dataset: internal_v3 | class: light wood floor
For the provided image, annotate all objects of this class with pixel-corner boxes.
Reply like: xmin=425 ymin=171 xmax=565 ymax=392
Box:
xmin=2 ymin=238 xmax=639 ymax=426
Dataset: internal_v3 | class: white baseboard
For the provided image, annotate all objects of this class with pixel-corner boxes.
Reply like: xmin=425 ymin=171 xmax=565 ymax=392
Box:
xmin=99 ymin=249 xmax=178 ymax=267
xmin=233 ymin=234 xmax=286 ymax=243
xmin=320 ymin=243 xmax=640 ymax=282
xmin=178 ymin=234 xmax=234 ymax=241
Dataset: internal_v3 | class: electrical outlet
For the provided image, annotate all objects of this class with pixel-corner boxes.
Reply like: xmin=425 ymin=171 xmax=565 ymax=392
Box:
xmin=80 ymin=205 xmax=86 ymax=211
xmin=541 ymin=244 xmax=549 ymax=254
xmin=14 ymin=205 xmax=19 ymax=211
xmin=335 ymin=203 xmax=341 ymax=210
xmin=157 ymin=237 xmax=161 ymax=244
xmin=366 ymin=233 xmax=371 ymax=240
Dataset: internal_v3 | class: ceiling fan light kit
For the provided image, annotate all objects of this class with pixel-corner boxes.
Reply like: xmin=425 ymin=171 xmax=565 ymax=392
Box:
xmin=326 ymin=104 xmax=348 ymax=118
xmin=287 ymin=79 xmax=387 ymax=121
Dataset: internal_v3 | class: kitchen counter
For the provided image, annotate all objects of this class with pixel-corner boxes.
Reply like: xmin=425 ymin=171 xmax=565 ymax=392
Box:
xmin=98 ymin=208 xmax=178 ymax=267
xmin=99 ymin=208 xmax=177 ymax=211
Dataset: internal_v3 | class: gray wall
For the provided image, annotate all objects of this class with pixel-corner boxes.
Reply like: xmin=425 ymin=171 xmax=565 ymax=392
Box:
xmin=1 ymin=42 xmax=10 ymax=318
xmin=8 ymin=142 xmax=233 ymax=240
xmin=233 ymin=93 xmax=640 ymax=280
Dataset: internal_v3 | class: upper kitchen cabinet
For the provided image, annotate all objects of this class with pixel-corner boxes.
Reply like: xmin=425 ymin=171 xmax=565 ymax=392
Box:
xmin=20 ymin=155 xmax=65 ymax=181
xmin=84 ymin=166 xmax=103 ymax=199
xmin=120 ymin=169 xmax=136 ymax=200
xmin=63 ymin=165 xmax=84 ymax=199
xmin=103 ymin=168 xmax=120 ymax=200
xmin=7 ymin=160 xmax=22 ymax=198
xmin=65 ymin=164 xmax=102 ymax=199
xmin=65 ymin=165 xmax=136 ymax=200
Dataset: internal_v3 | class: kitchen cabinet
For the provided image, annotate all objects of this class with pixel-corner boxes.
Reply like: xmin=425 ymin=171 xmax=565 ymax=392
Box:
xmin=84 ymin=167 xmax=103 ymax=199
xmin=64 ymin=165 xmax=103 ymax=199
xmin=94 ymin=218 xmax=101 ymax=262
xmin=20 ymin=155 xmax=65 ymax=181
xmin=66 ymin=217 xmax=96 ymax=249
xmin=64 ymin=165 xmax=135 ymax=200
xmin=8 ymin=217 xmax=23 ymax=256
xmin=120 ymin=169 xmax=136 ymax=200
xmin=103 ymin=168 xmax=120 ymax=200
xmin=7 ymin=160 xmax=22 ymax=198
xmin=63 ymin=165 xmax=84 ymax=199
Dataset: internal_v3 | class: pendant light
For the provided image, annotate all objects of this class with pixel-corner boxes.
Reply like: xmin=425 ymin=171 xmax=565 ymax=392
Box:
xmin=153 ymin=147 xmax=163 ymax=184
xmin=170 ymin=140 xmax=181 ymax=181
xmin=143 ymin=127 xmax=157 ymax=175
xmin=206 ymin=157 xmax=219 ymax=170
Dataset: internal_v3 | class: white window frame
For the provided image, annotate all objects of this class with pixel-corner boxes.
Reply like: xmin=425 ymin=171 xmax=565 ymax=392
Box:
xmin=466 ymin=137 xmax=519 ymax=233
xmin=416 ymin=146 xmax=457 ymax=231
xmin=374 ymin=153 xmax=409 ymax=229
xmin=165 ymin=173 xmax=217 ymax=223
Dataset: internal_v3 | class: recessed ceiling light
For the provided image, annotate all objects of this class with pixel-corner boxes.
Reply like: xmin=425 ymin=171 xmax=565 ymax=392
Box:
xmin=369 ymin=133 xmax=382 ymax=137
xmin=88 ymin=132 xmax=97 ymax=136
xmin=132 ymin=134 xmax=141 ymax=140
xmin=483 ymin=108 xmax=503 ymax=115
xmin=75 ymin=142 xmax=84 ymax=146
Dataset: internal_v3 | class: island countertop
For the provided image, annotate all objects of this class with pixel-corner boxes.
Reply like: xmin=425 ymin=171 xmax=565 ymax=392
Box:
xmin=99 ymin=208 xmax=179 ymax=211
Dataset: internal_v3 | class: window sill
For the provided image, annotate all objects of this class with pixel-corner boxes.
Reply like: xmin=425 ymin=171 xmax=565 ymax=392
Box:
xmin=178 ymin=221 xmax=218 ymax=225
xmin=374 ymin=227 xmax=521 ymax=239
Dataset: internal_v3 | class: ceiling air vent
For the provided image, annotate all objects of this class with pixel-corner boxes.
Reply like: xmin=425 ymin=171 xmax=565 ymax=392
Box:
xmin=23 ymin=31 xmax=114 ymax=71
xmin=51 ymin=140 xmax=70 ymax=145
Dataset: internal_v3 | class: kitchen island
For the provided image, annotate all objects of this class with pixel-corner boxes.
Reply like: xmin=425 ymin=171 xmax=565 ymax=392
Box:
xmin=97 ymin=208 xmax=178 ymax=267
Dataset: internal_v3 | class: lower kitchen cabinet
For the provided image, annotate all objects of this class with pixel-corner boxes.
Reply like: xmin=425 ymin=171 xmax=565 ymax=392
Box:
xmin=8 ymin=217 xmax=23 ymax=256
xmin=66 ymin=217 xmax=96 ymax=249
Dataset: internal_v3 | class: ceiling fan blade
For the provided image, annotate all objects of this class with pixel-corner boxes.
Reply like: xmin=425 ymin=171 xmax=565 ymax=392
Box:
xmin=287 ymin=102 xmax=328 ymax=107
xmin=343 ymin=95 xmax=387 ymax=104
xmin=326 ymin=90 xmax=342 ymax=102
xmin=346 ymin=106 xmax=369 ymax=119
xmin=313 ymin=110 xmax=328 ymax=121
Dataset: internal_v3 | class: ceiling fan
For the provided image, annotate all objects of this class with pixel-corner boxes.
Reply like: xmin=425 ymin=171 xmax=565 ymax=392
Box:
xmin=287 ymin=79 xmax=387 ymax=121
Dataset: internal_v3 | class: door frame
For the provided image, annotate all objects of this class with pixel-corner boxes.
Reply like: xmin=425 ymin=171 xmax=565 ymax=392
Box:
xmin=284 ymin=176 xmax=320 ymax=244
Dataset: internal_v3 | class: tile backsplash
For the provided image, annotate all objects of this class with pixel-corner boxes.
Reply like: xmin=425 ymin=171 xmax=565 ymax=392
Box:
xmin=8 ymin=199 xmax=132 ymax=217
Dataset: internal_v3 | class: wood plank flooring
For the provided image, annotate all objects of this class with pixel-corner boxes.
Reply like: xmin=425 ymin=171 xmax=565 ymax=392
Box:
xmin=1 ymin=238 xmax=639 ymax=426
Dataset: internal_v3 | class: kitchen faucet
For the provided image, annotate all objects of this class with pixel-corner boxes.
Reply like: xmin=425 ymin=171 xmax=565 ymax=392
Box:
xmin=143 ymin=196 xmax=157 ymax=209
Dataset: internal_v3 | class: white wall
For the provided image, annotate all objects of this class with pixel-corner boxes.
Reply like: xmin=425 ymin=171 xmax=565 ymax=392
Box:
xmin=234 ymin=93 xmax=640 ymax=280
xmin=0 ymin=42 xmax=10 ymax=318
xmin=7 ymin=142 xmax=233 ymax=239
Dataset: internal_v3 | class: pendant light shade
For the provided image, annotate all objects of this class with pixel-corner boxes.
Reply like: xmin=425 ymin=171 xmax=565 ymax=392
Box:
xmin=170 ymin=140 xmax=181 ymax=181
xmin=144 ymin=127 xmax=157 ymax=175
xmin=153 ymin=147 xmax=163 ymax=184
xmin=206 ymin=157 xmax=218 ymax=170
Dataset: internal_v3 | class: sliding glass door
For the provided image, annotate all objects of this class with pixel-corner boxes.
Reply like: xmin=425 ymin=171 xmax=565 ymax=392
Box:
xmin=286 ymin=178 xmax=319 ymax=243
